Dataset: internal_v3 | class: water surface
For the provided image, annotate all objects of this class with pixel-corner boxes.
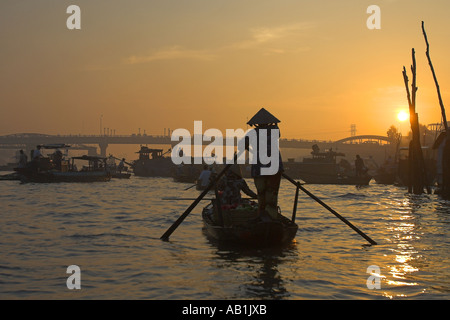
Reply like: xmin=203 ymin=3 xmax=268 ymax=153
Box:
xmin=0 ymin=176 xmax=449 ymax=299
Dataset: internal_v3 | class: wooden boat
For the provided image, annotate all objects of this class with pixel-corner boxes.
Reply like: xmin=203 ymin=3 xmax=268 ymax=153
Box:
xmin=173 ymin=171 xmax=197 ymax=183
xmin=111 ymin=171 xmax=131 ymax=179
xmin=105 ymin=156 xmax=131 ymax=179
xmin=373 ymin=170 xmax=397 ymax=184
xmin=283 ymin=145 xmax=372 ymax=185
xmin=201 ymin=199 xmax=298 ymax=247
xmin=0 ymin=172 xmax=21 ymax=180
xmin=15 ymin=151 xmax=111 ymax=183
xmin=196 ymin=181 xmax=207 ymax=190
xmin=132 ymin=146 xmax=173 ymax=177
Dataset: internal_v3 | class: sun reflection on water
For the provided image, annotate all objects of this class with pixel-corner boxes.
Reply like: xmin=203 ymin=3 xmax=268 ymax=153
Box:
xmin=379 ymin=194 xmax=430 ymax=298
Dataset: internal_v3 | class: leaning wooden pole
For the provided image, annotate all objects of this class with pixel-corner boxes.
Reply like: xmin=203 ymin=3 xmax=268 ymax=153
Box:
xmin=422 ymin=21 xmax=449 ymax=197
xmin=422 ymin=21 xmax=448 ymax=132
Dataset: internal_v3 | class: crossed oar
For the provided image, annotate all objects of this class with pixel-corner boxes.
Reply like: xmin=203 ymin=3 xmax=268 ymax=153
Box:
xmin=161 ymin=165 xmax=377 ymax=246
xmin=281 ymin=173 xmax=377 ymax=245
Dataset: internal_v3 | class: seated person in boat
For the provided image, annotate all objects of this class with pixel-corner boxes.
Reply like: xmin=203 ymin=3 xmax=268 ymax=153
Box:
xmin=197 ymin=165 xmax=212 ymax=189
xmin=218 ymin=166 xmax=257 ymax=205
xmin=118 ymin=158 xmax=125 ymax=173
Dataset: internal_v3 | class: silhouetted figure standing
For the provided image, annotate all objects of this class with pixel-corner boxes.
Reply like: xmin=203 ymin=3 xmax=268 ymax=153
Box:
xmin=18 ymin=150 xmax=27 ymax=168
xmin=355 ymin=155 xmax=365 ymax=177
xmin=246 ymin=108 xmax=283 ymax=220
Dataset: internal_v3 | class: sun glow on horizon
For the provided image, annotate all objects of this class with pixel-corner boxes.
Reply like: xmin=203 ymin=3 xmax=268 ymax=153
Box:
xmin=397 ymin=111 xmax=409 ymax=122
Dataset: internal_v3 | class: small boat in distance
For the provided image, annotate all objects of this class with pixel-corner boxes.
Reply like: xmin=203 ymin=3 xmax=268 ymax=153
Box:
xmin=106 ymin=156 xmax=131 ymax=179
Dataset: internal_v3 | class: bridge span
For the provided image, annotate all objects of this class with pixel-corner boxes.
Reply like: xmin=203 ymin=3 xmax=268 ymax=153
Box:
xmin=0 ymin=133 xmax=391 ymax=157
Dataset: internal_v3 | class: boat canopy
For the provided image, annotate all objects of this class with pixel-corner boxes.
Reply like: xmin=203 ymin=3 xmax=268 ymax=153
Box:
xmin=71 ymin=155 xmax=107 ymax=161
xmin=136 ymin=146 xmax=163 ymax=154
xmin=38 ymin=144 xmax=71 ymax=149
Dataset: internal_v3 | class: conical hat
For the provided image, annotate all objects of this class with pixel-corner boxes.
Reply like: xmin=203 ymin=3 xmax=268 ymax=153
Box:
xmin=247 ymin=108 xmax=280 ymax=125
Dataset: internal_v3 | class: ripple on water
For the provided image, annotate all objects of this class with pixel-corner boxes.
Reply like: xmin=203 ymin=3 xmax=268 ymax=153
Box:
xmin=0 ymin=179 xmax=449 ymax=299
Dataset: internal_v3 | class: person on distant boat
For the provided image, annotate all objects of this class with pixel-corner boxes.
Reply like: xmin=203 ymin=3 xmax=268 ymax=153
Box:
xmin=18 ymin=150 xmax=28 ymax=168
xmin=197 ymin=165 xmax=212 ymax=189
xmin=245 ymin=108 xmax=283 ymax=220
xmin=33 ymin=145 xmax=43 ymax=160
xmin=30 ymin=145 xmax=43 ymax=172
xmin=355 ymin=155 xmax=366 ymax=177
xmin=218 ymin=166 xmax=257 ymax=205
xmin=118 ymin=158 xmax=125 ymax=173
xmin=53 ymin=149 xmax=63 ymax=171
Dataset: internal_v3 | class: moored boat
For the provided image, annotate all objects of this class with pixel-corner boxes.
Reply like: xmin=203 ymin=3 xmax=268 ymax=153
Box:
xmin=15 ymin=146 xmax=111 ymax=183
xmin=201 ymin=199 xmax=298 ymax=247
xmin=284 ymin=145 xmax=372 ymax=185
xmin=132 ymin=146 xmax=173 ymax=177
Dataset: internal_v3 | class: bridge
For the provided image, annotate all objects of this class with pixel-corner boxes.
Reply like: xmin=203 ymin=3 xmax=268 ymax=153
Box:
xmin=0 ymin=133 xmax=391 ymax=157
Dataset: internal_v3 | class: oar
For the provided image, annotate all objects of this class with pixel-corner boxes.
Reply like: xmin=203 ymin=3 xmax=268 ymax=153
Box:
xmin=184 ymin=184 xmax=197 ymax=191
xmin=162 ymin=197 xmax=215 ymax=201
xmin=282 ymin=173 xmax=377 ymax=245
xmin=162 ymin=197 xmax=254 ymax=201
xmin=160 ymin=156 xmax=236 ymax=241
xmin=110 ymin=156 xmax=134 ymax=167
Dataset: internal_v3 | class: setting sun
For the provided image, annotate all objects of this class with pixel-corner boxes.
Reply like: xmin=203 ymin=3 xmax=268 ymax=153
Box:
xmin=397 ymin=111 xmax=409 ymax=122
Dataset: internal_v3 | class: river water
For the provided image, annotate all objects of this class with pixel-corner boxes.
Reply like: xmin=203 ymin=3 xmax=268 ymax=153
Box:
xmin=0 ymin=175 xmax=449 ymax=300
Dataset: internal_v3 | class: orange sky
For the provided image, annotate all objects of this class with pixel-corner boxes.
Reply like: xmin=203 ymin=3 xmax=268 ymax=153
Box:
xmin=1 ymin=0 xmax=450 ymax=140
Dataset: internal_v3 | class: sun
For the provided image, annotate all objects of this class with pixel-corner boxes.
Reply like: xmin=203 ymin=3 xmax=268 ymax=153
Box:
xmin=397 ymin=110 xmax=409 ymax=122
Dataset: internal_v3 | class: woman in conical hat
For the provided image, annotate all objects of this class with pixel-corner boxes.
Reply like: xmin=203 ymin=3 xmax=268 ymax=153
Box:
xmin=246 ymin=108 xmax=283 ymax=220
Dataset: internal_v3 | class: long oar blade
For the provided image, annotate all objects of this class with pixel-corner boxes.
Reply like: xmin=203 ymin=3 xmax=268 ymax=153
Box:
xmin=282 ymin=173 xmax=377 ymax=245
xmin=184 ymin=184 xmax=197 ymax=191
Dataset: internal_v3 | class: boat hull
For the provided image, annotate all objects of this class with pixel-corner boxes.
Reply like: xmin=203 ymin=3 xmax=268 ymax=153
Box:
xmin=202 ymin=203 xmax=298 ymax=247
xmin=111 ymin=172 xmax=131 ymax=179
xmin=0 ymin=172 xmax=21 ymax=180
xmin=133 ymin=158 xmax=173 ymax=177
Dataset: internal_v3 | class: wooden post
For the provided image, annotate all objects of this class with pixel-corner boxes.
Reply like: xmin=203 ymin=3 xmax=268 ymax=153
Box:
xmin=291 ymin=184 xmax=299 ymax=223
xmin=402 ymin=49 xmax=430 ymax=194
